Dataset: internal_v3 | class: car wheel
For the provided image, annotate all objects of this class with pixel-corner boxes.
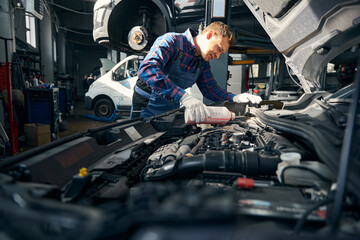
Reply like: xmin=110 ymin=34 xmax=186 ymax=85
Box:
xmin=94 ymin=99 xmax=115 ymax=118
xmin=128 ymin=26 xmax=148 ymax=51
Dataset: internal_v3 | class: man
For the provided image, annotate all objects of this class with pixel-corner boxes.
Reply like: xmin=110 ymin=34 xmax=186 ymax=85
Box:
xmin=132 ymin=21 xmax=261 ymax=122
xmin=86 ymin=73 xmax=95 ymax=91
xmin=82 ymin=74 xmax=88 ymax=94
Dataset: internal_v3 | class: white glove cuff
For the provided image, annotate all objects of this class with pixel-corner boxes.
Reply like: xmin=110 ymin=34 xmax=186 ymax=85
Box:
xmin=180 ymin=92 xmax=192 ymax=105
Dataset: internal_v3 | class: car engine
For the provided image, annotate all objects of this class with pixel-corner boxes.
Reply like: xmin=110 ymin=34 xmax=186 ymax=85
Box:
xmin=0 ymin=93 xmax=359 ymax=240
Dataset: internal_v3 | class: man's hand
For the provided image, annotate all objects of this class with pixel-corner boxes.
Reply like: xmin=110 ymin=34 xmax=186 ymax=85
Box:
xmin=180 ymin=93 xmax=210 ymax=123
xmin=233 ymin=93 xmax=262 ymax=104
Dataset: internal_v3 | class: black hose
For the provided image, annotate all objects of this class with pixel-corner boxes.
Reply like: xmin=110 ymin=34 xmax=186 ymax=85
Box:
xmin=294 ymin=198 xmax=334 ymax=234
xmin=189 ymin=136 xmax=205 ymax=155
xmin=280 ymin=165 xmax=334 ymax=185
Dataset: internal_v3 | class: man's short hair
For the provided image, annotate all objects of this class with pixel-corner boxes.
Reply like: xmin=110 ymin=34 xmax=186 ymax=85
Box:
xmin=202 ymin=21 xmax=236 ymax=46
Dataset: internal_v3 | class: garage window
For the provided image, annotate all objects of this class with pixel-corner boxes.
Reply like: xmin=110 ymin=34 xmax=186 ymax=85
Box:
xmin=25 ymin=14 xmax=37 ymax=48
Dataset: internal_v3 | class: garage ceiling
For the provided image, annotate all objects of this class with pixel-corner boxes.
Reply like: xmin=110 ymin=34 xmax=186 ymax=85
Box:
xmin=51 ymin=0 xmax=97 ymax=47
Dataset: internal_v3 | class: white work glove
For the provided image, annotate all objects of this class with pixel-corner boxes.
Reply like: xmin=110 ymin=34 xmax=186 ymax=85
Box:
xmin=233 ymin=93 xmax=262 ymax=104
xmin=180 ymin=93 xmax=210 ymax=123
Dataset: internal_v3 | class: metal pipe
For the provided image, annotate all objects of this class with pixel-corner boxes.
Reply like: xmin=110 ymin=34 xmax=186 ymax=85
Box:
xmin=5 ymin=61 xmax=16 ymax=154
xmin=331 ymin=56 xmax=360 ymax=231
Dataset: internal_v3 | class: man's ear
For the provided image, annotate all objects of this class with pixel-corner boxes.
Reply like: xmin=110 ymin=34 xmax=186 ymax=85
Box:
xmin=206 ymin=30 xmax=214 ymax=40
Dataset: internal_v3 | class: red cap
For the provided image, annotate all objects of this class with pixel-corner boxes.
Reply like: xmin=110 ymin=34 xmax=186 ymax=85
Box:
xmin=237 ymin=177 xmax=255 ymax=189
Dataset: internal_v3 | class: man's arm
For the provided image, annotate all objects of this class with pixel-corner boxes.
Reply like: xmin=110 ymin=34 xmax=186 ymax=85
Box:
xmin=138 ymin=34 xmax=186 ymax=102
xmin=197 ymin=61 xmax=236 ymax=102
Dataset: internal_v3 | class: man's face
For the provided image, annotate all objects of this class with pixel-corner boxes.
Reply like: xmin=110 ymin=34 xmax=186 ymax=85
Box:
xmin=200 ymin=32 xmax=230 ymax=61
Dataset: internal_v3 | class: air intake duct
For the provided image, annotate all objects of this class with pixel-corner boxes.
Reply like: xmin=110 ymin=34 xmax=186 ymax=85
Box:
xmin=145 ymin=150 xmax=281 ymax=180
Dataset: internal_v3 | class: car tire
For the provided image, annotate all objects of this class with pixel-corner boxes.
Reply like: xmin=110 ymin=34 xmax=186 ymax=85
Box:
xmin=94 ymin=99 xmax=115 ymax=118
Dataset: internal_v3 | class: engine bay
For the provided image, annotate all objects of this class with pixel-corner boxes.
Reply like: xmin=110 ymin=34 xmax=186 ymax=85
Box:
xmin=0 ymin=94 xmax=359 ymax=240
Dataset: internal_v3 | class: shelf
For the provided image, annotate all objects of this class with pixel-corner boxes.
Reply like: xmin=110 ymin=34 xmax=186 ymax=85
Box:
xmin=16 ymin=50 xmax=42 ymax=83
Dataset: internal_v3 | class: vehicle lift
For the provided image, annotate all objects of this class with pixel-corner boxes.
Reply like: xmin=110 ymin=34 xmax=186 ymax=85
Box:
xmin=86 ymin=108 xmax=121 ymax=123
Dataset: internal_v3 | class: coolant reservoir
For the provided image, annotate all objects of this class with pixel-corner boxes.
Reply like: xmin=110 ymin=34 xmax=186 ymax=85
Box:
xmin=276 ymin=152 xmax=335 ymax=187
xmin=276 ymin=152 xmax=301 ymax=183
xmin=186 ymin=106 xmax=235 ymax=125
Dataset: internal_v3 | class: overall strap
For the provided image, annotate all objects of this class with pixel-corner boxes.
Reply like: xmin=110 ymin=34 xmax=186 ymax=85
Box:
xmin=196 ymin=59 xmax=202 ymax=70
xmin=176 ymin=35 xmax=184 ymax=60
xmin=134 ymin=85 xmax=151 ymax=100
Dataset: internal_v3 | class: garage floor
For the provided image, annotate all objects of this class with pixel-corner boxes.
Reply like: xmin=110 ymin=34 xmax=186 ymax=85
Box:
xmin=19 ymin=101 xmax=115 ymax=153
xmin=58 ymin=101 xmax=110 ymax=138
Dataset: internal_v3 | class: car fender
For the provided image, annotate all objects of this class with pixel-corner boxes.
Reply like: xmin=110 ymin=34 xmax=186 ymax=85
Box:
xmin=108 ymin=77 xmax=137 ymax=107
xmin=86 ymin=55 xmax=140 ymax=109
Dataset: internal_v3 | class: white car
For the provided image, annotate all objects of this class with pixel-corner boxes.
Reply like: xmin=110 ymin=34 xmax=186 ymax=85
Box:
xmin=85 ymin=55 xmax=203 ymax=118
xmin=85 ymin=55 xmax=140 ymax=118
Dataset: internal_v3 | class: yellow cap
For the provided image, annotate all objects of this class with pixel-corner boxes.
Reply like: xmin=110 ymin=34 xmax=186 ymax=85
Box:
xmin=79 ymin=167 xmax=87 ymax=177
xmin=258 ymin=83 xmax=265 ymax=89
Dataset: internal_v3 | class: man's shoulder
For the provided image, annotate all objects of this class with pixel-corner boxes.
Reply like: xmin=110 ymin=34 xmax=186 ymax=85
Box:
xmin=154 ymin=32 xmax=184 ymax=49
xmin=158 ymin=32 xmax=182 ymax=42
xmin=161 ymin=31 xmax=195 ymax=51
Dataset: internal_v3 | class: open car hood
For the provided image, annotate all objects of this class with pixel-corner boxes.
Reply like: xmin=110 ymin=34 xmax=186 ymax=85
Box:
xmin=243 ymin=0 xmax=360 ymax=92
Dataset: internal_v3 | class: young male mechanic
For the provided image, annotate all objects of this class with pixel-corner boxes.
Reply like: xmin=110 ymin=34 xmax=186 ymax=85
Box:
xmin=132 ymin=21 xmax=262 ymax=122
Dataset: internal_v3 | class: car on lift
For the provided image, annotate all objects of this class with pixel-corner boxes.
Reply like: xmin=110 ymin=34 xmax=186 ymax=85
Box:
xmin=0 ymin=0 xmax=359 ymax=239
xmin=92 ymin=0 xmax=271 ymax=53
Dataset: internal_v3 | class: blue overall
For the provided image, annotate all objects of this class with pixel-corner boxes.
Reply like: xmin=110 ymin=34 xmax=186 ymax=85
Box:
xmin=139 ymin=37 xmax=203 ymax=118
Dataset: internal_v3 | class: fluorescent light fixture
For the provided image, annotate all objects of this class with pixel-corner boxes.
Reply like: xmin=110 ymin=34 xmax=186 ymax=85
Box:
xmin=212 ymin=0 xmax=226 ymax=18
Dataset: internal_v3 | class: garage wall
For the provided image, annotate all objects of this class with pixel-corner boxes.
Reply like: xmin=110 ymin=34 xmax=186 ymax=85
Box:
xmin=39 ymin=10 xmax=54 ymax=83
xmin=228 ymin=54 xmax=247 ymax=94
xmin=71 ymin=44 xmax=106 ymax=99
xmin=0 ymin=0 xmax=15 ymax=63
xmin=58 ymin=29 xmax=66 ymax=73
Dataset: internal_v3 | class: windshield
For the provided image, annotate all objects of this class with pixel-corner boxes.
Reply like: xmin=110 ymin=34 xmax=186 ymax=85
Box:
xmin=113 ymin=58 xmax=139 ymax=89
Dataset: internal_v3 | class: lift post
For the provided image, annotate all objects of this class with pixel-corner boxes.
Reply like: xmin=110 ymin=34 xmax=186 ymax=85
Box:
xmin=0 ymin=36 xmax=18 ymax=155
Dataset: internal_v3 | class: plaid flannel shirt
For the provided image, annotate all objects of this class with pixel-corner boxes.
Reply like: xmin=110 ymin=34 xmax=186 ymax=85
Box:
xmin=138 ymin=28 xmax=235 ymax=103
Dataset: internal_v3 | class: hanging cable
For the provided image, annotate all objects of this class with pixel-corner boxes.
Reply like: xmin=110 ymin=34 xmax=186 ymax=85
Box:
xmin=40 ymin=0 xmax=50 ymax=16
xmin=68 ymin=40 xmax=99 ymax=46
xmin=46 ymin=1 xmax=93 ymax=15
xmin=294 ymin=198 xmax=334 ymax=234
xmin=286 ymin=64 xmax=303 ymax=88
xmin=58 ymin=27 xmax=92 ymax=35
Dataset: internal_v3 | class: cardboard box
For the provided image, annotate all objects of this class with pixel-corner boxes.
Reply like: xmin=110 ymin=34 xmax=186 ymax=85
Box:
xmin=24 ymin=123 xmax=51 ymax=147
